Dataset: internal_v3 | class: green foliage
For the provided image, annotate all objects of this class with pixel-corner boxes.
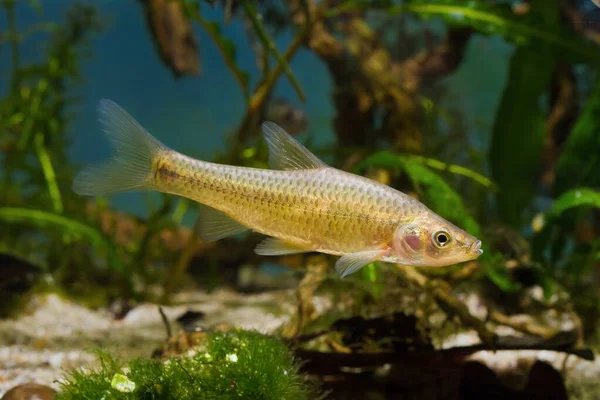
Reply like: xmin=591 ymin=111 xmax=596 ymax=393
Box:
xmin=180 ymin=0 xmax=305 ymax=104
xmin=489 ymin=0 xmax=557 ymax=227
xmin=408 ymin=155 xmax=496 ymax=190
xmin=530 ymin=188 xmax=600 ymax=302
xmin=532 ymin=188 xmax=600 ymax=261
xmin=331 ymin=0 xmax=600 ymax=64
xmin=0 ymin=207 xmax=120 ymax=266
xmin=554 ymin=79 xmax=600 ymax=194
xmin=544 ymin=188 xmax=600 ymax=219
xmin=0 ymin=3 xmax=158 ymax=303
xmin=58 ymin=330 xmax=321 ymax=400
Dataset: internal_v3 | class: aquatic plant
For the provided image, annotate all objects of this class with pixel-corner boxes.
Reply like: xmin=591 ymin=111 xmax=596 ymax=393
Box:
xmin=0 ymin=2 xmax=133 ymax=307
xmin=57 ymin=329 xmax=321 ymax=400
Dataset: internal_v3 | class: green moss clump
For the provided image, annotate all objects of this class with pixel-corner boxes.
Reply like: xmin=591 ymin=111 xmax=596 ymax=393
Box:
xmin=57 ymin=329 xmax=320 ymax=400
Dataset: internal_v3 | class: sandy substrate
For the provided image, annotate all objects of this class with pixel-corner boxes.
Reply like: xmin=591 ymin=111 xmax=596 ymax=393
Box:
xmin=0 ymin=289 xmax=294 ymax=395
xmin=1 ymin=289 xmax=599 ymax=398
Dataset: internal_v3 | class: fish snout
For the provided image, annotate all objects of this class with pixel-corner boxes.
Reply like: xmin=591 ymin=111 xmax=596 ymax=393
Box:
xmin=469 ymin=239 xmax=483 ymax=256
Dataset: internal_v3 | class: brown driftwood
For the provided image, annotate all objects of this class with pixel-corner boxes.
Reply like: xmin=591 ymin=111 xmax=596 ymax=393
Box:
xmin=139 ymin=0 xmax=200 ymax=77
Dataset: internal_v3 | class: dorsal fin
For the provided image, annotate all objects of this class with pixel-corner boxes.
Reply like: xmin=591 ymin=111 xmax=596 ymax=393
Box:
xmin=261 ymin=121 xmax=327 ymax=170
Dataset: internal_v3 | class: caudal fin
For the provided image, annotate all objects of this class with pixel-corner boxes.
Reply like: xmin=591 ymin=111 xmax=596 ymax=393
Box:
xmin=73 ymin=99 xmax=169 ymax=196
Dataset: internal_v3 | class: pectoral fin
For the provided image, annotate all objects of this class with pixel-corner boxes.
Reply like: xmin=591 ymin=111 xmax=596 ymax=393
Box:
xmin=196 ymin=204 xmax=249 ymax=242
xmin=335 ymin=250 xmax=386 ymax=278
xmin=254 ymin=237 xmax=312 ymax=256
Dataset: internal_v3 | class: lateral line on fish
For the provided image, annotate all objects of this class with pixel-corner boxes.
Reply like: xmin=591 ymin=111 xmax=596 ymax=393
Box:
xmin=156 ymin=159 xmax=398 ymax=223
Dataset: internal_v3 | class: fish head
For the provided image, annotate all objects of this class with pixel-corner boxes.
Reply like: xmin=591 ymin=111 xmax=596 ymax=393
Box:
xmin=391 ymin=213 xmax=483 ymax=267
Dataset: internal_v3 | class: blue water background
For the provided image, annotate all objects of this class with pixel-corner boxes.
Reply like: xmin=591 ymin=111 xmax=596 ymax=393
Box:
xmin=2 ymin=1 xmax=512 ymax=225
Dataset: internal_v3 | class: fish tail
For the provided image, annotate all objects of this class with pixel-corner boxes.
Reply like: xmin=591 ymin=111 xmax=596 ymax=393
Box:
xmin=73 ymin=99 xmax=170 ymax=196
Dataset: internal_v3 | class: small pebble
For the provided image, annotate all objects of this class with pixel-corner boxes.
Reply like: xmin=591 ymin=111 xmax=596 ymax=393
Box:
xmin=1 ymin=383 xmax=55 ymax=400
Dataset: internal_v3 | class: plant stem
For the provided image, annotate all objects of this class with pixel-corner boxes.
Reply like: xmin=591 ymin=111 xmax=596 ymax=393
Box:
xmin=394 ymin=263 xmax=498 ymax=348
xmin=241 ymin=0 xmax=306 ymax=103
xmin=161 ymin=217 xmax=202 ymax=304
xmin=34 ymin=133 xmax=63 ymax=214
xmin=250 ymin=29 xmax=306 ymax=114
xmin=185 ymin=4 xmax=250 ymax=101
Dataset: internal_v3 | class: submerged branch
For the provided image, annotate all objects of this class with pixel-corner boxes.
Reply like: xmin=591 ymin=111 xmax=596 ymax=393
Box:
xmin=162 ymin=217 xmax=205 ymax=304
xmin=394 ymin=264 xmax=498 ymax=348
xmin=489 ymin=311 xmax=557 ymax=339
xmin=232 ymin=24 xmax=306 ymax=152
xmin=241 ymin=0 xmax=306 ymax=103
xmin=140 ymin=0 xmax=200 ymax=77
xmin=187 ymin=6 xmax=250 ymax=100
xmin=296 ymin=333 xmax=594 ymax=375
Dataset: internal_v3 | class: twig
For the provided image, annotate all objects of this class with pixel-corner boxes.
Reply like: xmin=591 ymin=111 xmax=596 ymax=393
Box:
xmin=295 ymin=335 xmax=594 ymax=375
xmin=232 ymin=24 xmax=306 ymax=150
xmin=161 ymin=216 xmax=203 ymax=304
xmin=394 ymin=264 xmax=498 ymax=348
xmin=158 ymin=306 xmax=173 ymax=339
xmin=489 ymin=311 xmax=556 ymax=339
xmin=282 ymin=254 xmax=329 ymax=338
xmin=241 ymin=0 xmax=306 ymax=103
xmin=185 ymin=3 xmax=250 ymax=101
xmin=250 ymin=29 xmax=306 ymax=114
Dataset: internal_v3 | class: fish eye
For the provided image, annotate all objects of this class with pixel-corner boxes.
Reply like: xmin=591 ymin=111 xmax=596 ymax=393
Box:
xmin=432 ymin=230 xmax=451 ymax=248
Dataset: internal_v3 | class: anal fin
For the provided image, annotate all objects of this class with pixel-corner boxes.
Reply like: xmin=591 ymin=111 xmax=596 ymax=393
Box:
xmin=196 ymin=204 xmax=249 ymax=242
xmin=254 ymin=237 xmax=312 ymax=256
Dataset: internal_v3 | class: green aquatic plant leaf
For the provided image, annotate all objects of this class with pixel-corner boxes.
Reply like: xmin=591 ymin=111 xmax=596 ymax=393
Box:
xmin=0 ymin=207 xmax=123 ymax=271
xmin=33 ymin=132 xmax=63 ymax=213
xmin=544 ymin=188 xmax=600 ymax=219
xmin=405 ymin=155 xmax=495 ymax=190
xmin=489 ymin=0 xmax=557 ymax=227
xmin=183 ymin=1 xmax=250 ymax=100
xmin=330 ymin=0 xmax=600 ymax=65
xmin=531 ymin=188 xmax=600 ymax=290
xmin=554 ymin=79 xmax=600 ymax=194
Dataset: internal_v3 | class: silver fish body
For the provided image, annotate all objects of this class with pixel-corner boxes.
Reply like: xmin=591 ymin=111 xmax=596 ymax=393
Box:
xmin=73 ymin=100 xmax=483 ymax=277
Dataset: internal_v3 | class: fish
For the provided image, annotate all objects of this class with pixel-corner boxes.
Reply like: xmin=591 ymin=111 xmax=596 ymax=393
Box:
xmin=73 ymin=99 xmax=483 ymax=278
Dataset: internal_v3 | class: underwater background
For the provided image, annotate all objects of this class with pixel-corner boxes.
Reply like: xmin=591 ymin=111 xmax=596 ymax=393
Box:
xmin=2 ymin=0 xmax=512 ymax=219
xmin=2 ymin=0 xmax=600 ymax=399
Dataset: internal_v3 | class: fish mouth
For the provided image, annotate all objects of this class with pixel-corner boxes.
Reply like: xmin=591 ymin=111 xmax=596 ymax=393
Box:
xmin=469 ymin=239 xmax=483 ymax=256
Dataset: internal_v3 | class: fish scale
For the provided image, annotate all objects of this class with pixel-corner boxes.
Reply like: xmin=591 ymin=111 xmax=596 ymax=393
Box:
xmin=155 ymin=154 xmax=418 ymax=254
